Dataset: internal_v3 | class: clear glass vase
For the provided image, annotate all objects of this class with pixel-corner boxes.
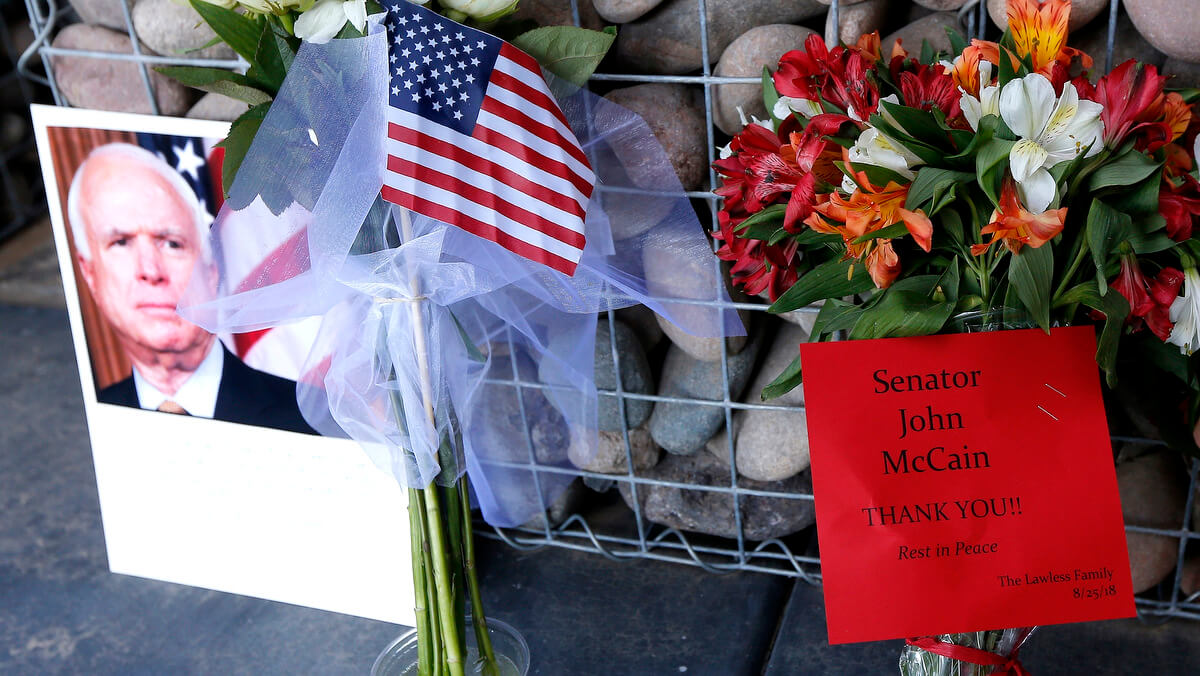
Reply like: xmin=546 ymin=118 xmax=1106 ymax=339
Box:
xmin=371 ymin=616 xmax=530 ymax=676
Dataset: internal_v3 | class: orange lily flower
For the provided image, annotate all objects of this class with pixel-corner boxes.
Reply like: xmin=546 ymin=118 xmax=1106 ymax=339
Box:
xmin=1163 ymin=92 xmax=1192 ymax=143
xmin=1007 ymin=0 xmax=1093 ymax=75
xmin=971 ymin=178 xmax=1066 ymax=255
xmin=850 ymin=32 xmax=882 ymax=63
xmin=805 ymin=170 xmax=933 ymax=289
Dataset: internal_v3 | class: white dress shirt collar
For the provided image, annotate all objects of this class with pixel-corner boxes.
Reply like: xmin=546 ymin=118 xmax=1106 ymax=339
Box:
xmin=132 ymin=341 xmax=224 ymax=418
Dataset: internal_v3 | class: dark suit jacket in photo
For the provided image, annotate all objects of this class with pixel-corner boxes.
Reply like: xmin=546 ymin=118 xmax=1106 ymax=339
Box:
xmin=97 ymin=347 xmax=317 ymax=435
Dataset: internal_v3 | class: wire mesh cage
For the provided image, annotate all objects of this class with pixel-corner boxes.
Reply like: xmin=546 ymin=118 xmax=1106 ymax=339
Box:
xmin=16 ymin=0 xmax=1200 ymax=623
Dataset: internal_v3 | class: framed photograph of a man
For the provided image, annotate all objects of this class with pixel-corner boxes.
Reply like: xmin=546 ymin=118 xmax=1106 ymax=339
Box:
xmin=32 ymin=105 xmax=414 ymax=626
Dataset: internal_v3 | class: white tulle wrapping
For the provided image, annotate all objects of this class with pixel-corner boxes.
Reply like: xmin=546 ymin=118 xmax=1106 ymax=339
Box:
xmin=178 ymin=21 xmax=742 ymax=527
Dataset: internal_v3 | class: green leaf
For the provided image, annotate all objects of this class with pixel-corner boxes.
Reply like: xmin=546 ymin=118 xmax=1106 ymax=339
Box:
xmin=975 ymin=138 xmax=1015 ymax=207
xmin=154 ymin=66 xmax=272 ymax=105
xmin=840 ymin=160 xmax=909 ymax=188
xmin=1008 ymin=243 xmax=1054 ymax=331
xmin=905 ymin=167 xmax=975 ymax=212
xmin=511 ymin=26 xmax=616 ymax=86
xmin=809 ymin=298 xmax=863 ymax=338
xmin=245 ymin=22 xmax=291 ymax=93
xmin=946 ymin=28 xmax=968 ymax=57
xmin=762 ymin=65 xmax=781 ymax=124
xmin=189 ymin=0 xmax=264 ymax=64
xmin=1107 ymin=171 xmax=1163 ymax=216
xmin=849 ymin=290 xmax=956 ymax=339
xmin=851 ymin=221 xmax=911 ymax=244
xmin=215 ymin=103 xmax=270 ymax=197
xmin=449 ymin=310 xmax=486 ymax=363
xmin=1053 ymin=284 xmax=1131 ymax=387
xmin=1088 ymin=150 xmax=1162 ymax=191
xmin=1085 ymin=200 xmax=1130 ymax=297
xmin=768 ymin=257 xmax=875 ymax=313
xmin=939 ymin=206 xmax=965 ymax=246
xmin=1129 ymin=230 xmax=1176 ymax=254
xmin=761 ymin=352 xmax=804 ymax=401
xmin=734 ymin=204 xmax=786 ymax=236
xmin=879 ymin=101 xmax=949 ymax=149
xmin=920 ymin=39 xmax=936 ymax=65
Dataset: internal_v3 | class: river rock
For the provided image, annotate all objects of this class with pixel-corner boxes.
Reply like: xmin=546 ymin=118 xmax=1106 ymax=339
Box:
xmin=714 ymin=24 xmax=816 ymax=136
xmin=616 ymin=0 xmax=826 ymax=75
xmin=883 ymin=12 xmax=959 ymax=57
xmin=816 ymin=0 xmax=869 ymax=5
xmin=133 ymin=0 xmax=235 ymax=60
xmin=50 ymin=24 xmax=193 ymax=116
xmin=569 ymin=424 xmax=660 ymax=473
xmin=1164 ymin=58 xmax=1200 ymax=89
xmin=615 ymin=305 xmax=665 ymax=350
xmin=1126 ymin=0 xmax=1200 ymax=64
xmin=474 ymin=351 xmax=571 ymax=466
xmin=1182 ymin=556 xmax=1200 ymax=597
xmin=513 ymin=0 xmax=604 ymax=29
xmin=648 ymin=326 xmax=764 ymax=455
xmin=706 ymin=322 xmax=809 ymax=481
xmin=644 ymin=243 xmax=752 ymax=361
xmin=594 ymin=0 xmax=664 ymax=24
xmin=914 ymin=0 xmax=969 ymax=9
xmin=827 ymin=0 xmax=889 ymax=46
xmin=1073 ymin=10 xmax=1165 ymax=72
xmin=521 ymin=479 xmax=590 ymax=529
xmin=185 ymin=92 xmax=250 ymax=121
xmin=987 ymin=0 xmax=1106 ymax=33
xmin=595 ymin=319 xmax=654 ymax=431
xmin=619 ymin=451 xmax=816 ymax=540
xmin=69 ymin=0 xmax=137 ymax=31
xmin=1118 ymin=450 xmax=1187 ymax=593
xmin=603 ymin=83 xmax=708 ymax=191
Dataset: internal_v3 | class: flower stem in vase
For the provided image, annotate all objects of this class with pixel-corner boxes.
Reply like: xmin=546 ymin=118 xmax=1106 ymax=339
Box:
xmin=460 ymin=477 xmax=500 ymax=676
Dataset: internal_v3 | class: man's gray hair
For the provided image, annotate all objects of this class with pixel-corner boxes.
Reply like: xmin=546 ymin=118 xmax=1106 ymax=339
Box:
xmin=67 ymin=142 xmax=213 ymax=264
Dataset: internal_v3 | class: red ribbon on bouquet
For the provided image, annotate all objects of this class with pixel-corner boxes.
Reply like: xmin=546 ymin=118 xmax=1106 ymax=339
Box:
xmin=904 ymin=637 xmax=1031 ymax=676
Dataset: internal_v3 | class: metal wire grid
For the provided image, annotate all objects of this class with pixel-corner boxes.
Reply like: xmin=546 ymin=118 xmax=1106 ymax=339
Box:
xmin=1 ymin=5 xmax=44 ymax=242
xmin=15 ymin=0 xmax=1200 ymax=621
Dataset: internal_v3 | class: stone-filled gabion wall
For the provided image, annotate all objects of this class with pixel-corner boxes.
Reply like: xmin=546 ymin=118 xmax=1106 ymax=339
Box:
xmin=25 ymin=0 xmax=1200 ymax=612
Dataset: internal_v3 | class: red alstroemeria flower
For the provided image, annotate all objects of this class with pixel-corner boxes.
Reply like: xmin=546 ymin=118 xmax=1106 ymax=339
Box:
xmin=713 ymin=123 xmax=788 ymax=214
xmin=1111 ymin=256 xmax=1184 ymax=340
xmin=1160 ymin=173 xmax=1200 ymax=242
xmin=749 ymin=130 xmax=843 ymax=232
xmin=1095 ymin=60 xmax=1172 ymax=151
xmin=898 ymin=62 xmax=962 ymax=120
xmin=972 ymin=179 xmax=1066 ymax=255
xmin=713 ymin=210 xmax=800 ymax=301
xmin=774 ymin=34 xmax=880 ymax=123
xmin=805 ymin=171 xmax=933 ymax=289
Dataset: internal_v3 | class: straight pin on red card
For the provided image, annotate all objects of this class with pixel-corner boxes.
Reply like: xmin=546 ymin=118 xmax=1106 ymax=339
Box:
xmin=800 ymin=326 xmax=1135 ymax=644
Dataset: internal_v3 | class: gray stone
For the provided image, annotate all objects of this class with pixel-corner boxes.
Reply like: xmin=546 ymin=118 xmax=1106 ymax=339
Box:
xmin=603 ymin=83 xmax=708 ymax=191
xmin=595 ymin=320 xmax=654 ymax=432
xmin=477 ymin=352 xmax=571 ymax=467
xmin=706 ymin=322 xmax=809 ymax=482
xmin=1182 ymin=555 xmax=1200 ymax=597
xmin=50 ymin=24 xmax=193 ymax=116
xmin=68 ymin=0 xmax=137 ymax=31
xmin=593 ymin=0 xmax=664 ymax=24
xmin=827 ymin=0 xmax=889 ymax=47
xmin=883 ymin=12 xmax=960 ymax=57
xmin=618 ymin=451 xmax=815 ymax=540
xmin=615 ymin=305 xmax=665 ymax=351
xmin=714 ymin=24 xmax=816 ymax=136
xmin=514 ymin=0 xmax=604 ymax=29
xmin=1073 ymin=10 xmax=1165 ymax=72
xmin=1164 ymin=58 xmax=1200 ymax=89
xmin=133 ymin=0 xmax=235 ymax=60
xmin=616 ymin=0 xmax=826 ymax=75
xmin=648 ymin=326 xmax=764 ymax=455
xmin=186 ymin=93 xmax=250 ymax=122
xmin=1118 ymin=451 xmax=1187 ymax=593
xmin=647 ymin=256 xmax=751 ymax=362
xmin=913 ymin=0 xmax=969 ymax=9
xmin=987 ymin=0 xmax=1106 ymax=33
xmin=815 ymin=0 xmax=869 ymax=5
xmin=1126 ymin=0 xmax=1200 ymax=63
xmin=569 ymin=424 xmax=660 ymax=474
xmin=520 ymin=479 xmax=590 ymax=529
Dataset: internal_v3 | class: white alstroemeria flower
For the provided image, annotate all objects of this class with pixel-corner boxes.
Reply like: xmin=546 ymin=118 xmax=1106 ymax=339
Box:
xmin=841 ymin=173 xmax=859 ymax=194
xmin=844 ymin=95 xmax=923 ymax=183
xmin=295 ymin=0 xmax=367 ymax=44
xmin=773 ymin=96 xmax=823 ymax=120
xmin=958 ymin=61 xmax=999 ymax=131
xmin=999 ymin=73 xmax=1103 ymax=214
xmin=1168 ymin=268 xmax=1200 ymax=355
xmin=440 ymin=0 xmax=518 ymax=20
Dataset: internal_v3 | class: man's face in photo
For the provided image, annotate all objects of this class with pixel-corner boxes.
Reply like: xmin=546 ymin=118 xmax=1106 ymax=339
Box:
xmin=76 ymin=152 xmax=210 ymax=356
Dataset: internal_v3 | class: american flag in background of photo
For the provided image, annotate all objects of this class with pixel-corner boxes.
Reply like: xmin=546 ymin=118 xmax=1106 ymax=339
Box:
xmin=135 ymin=133 xmax=219 ymax=221
xmin=378 ymin=0 xmax=595 ymax=276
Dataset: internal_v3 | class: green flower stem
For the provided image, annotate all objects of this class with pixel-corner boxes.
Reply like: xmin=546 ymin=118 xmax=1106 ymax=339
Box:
xmin=276 ymin=11 xmax=295 ymax=36
xmin=423 ymin=483 xmax=466 ymax=676
xmin=409 ymin=487 xmax=435 ymax=675
xmin=460 ymin=477 xmax=500 ymax=676
xmin=1052 ymin=237 xmax=1090 ymax=305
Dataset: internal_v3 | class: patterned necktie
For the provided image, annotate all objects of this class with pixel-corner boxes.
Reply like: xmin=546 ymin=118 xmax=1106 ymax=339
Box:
xmin=157 ymin=400 xmax=190 ymax=416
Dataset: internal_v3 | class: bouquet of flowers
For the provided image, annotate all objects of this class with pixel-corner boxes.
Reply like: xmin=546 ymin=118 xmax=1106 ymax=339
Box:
xmin=716 ymin=0 xmax=1199 ymax=671
xmin=717 ymin=0 xmax=1200 ymax=426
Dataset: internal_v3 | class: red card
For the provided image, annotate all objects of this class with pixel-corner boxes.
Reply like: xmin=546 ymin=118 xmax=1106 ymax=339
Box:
xmin=801 ymin=326 xmax=1135 ymax=644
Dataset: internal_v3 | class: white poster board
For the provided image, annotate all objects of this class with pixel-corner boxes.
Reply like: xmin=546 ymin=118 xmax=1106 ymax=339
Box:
xmin=32 ymin=105 xmax=414 ymax=626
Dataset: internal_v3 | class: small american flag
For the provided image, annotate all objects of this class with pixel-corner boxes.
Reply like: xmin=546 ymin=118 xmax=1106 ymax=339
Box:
xmin=379 ymin=0 xmax=594 ymax=276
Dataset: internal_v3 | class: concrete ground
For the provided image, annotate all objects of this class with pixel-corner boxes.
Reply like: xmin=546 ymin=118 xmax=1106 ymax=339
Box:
xmin=2 ymin=224 xmax=1199 ymax=674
